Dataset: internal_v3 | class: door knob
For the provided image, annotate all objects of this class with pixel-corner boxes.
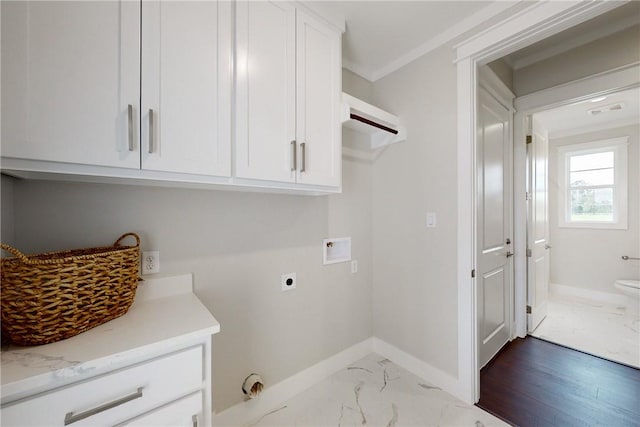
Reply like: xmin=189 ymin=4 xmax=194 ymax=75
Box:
xmin=506 ymin=251 xmax=514 ymax=258
xmin=544 ymin=244 xmax=552 ymax=250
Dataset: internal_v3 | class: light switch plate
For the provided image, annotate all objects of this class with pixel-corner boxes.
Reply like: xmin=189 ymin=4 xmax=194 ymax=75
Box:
xmin=426 ymin=212 xmax=437 ymax=228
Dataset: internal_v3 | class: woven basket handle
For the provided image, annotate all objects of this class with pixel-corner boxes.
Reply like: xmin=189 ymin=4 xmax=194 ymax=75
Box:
xmin=114 ymin=232 xmax=140 ymax=248
xmin=0 ymin=244 xmax=32 ymax=263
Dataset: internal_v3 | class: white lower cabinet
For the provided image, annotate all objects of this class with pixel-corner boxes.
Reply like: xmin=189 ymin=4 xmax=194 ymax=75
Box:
xmin=118 ymin=392 xmax=203 ymax=427
xmin=1 ymin=346 xmax=205 ymax=427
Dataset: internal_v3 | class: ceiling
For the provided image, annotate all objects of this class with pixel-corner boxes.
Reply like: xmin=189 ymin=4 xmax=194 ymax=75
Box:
xmin=306 ymin=1 xmax=638 ymax=83
xmin=304 ymin=0 xmax=523 ymax=82
xmin=534 ymin=87 xmax=640 ymax=138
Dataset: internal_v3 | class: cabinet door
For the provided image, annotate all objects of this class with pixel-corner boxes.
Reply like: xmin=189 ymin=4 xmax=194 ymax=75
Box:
xmin=141 ymin=1 xmax=231 ymax=176
xmin=235 ymin=1 xmax=296 ymax=183
xmin=118 ymin=392 xmax=202 ymax=427
xmin=0 ymin=1 xmax=140 ymax=168
xmin=295 ymin=10 xmax=341 ymax=187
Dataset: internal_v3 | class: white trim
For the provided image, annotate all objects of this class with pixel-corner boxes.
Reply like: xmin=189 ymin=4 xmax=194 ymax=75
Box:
xmin=372 ymin=338 xmax=463 ymax=401
xmin=211 ymin=337 xmax=466 ymax=426
xmin=342 ymin=59 xmax=377 ymax=83
xmin=365 ymin=1 xmax=519 ymax=82
xmin=515 ymin=62 xmax=640 ymax=113
xmin=510 ymin=12 xmax=640 ymax=70
xmin=556 ymin=137 xmax=629 ymax=230
xmin=550 ymin=283 xmax=630 ymax=306
xmin=211 ymin=338 xmax=374 ymax=426
xmin=478 ymin=65 xmax=515 ymax=110
xmin=549 ymin=116 xmax=639 ymax=140
xmin=455 ymin=0 xmax=629 ymax=405
xmin=455 ymin=1 xmax=626 ymax=64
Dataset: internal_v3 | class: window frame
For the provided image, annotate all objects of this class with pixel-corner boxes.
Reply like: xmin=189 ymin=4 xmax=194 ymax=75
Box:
xmin=557 ymin=137 xmax=628 ymax=230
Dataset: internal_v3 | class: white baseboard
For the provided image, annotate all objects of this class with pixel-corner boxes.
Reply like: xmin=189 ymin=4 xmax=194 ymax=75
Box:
xmin=550 ymin=283 xmax=628 ymax=305
xmin=212 ymin=338 xmax=374 ymax=426
xmin=372 ymin=337 xmax=464 ymax=402
xmin=212 ymin=337 xmax=465 ymax=426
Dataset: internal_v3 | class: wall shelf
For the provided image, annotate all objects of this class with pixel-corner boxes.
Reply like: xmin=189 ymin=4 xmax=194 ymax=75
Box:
xmin=341 ymin=93 xmax=406 ymax=158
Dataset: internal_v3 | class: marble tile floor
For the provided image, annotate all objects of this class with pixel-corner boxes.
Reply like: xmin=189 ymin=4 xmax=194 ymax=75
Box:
xmin=530 ymin=291 xmax=640 ymax=368
xmin=243 ymin=354 xmax=507 ymax=427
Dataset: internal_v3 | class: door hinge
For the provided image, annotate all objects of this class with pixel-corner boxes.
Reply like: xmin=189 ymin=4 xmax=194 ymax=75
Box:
xmin=525 ymin=191 xmax=530 ymax=201
xmin=526 ymin=305 xmax=532 ymax=314
xmin=471 ymin=269 xmax=476 ymax=278
xmin=526 ymin=135 xmax=532 ymax=144
xmin=526 ymin=248 xmax=532 ymax=257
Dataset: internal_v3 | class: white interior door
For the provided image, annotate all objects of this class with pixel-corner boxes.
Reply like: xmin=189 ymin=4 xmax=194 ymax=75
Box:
xmin=477 ymin=86 xmax=513 ymax=368
xmin=527 ymin=117 xmax=550 ymax=332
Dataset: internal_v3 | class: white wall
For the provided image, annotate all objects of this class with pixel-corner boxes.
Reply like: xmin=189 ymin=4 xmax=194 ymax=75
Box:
xmin=342 ymin=68 xmax=374 ymax=103
xmin=514 ymin=24 xmax=640 ymax=96
xmin=3 ymin=157 xmax=372 ymax=412
xmin=549 ymin=124 xmax=640 ymax=294
xmin=370 ymin=44 xmax=459 ymax=377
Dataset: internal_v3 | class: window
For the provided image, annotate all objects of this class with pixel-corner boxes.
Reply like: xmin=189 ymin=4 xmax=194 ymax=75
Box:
xmin=557 ymin=137 xmax=628 ymax=229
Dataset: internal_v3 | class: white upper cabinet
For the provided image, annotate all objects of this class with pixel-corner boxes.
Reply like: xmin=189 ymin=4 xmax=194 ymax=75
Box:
xmin=1 ymin=1 xmax=230 ymax=177
xmin=141 ymin=1 xmax=231 ymax=177
xmin=1 ymin=1 xmax=140 ymax=168
xmin=235 ymin=1 xmax=341 ymax=188
xmin=295 ymin=9 xmax=341 ymax=187
xmin=235 ymin=1 xmax=297 ymax=183
xmin=1 ymin=1 xmax=342 ymax=193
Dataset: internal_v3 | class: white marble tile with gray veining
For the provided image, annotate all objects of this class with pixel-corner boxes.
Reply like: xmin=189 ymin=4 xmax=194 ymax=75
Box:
xmin=531 ymin=292 xmax=640 ymax=368
xmin=245 ymin=354 xmax=507 ymax=427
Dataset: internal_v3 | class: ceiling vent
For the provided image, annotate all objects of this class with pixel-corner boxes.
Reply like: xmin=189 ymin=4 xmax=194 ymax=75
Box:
xmin=588 ymin=103 xmax=625 ymax=115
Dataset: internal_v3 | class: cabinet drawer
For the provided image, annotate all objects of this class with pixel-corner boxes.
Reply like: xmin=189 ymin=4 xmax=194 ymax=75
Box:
xmin=117 ymin=391 xmax=202 ymax=427
xmin=1 ymin=346 xmax=203 ymax=427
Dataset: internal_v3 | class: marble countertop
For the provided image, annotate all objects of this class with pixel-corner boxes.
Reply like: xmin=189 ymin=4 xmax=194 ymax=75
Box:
xmin=1 ymin=274 xmax=220 ymax=401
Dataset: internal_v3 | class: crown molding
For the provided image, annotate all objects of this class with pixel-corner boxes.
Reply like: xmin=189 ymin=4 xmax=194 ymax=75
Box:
xmin=342 ymin=1 xmax=522 ymax=83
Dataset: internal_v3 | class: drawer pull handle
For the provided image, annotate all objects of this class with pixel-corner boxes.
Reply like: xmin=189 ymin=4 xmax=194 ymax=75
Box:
xmin=291 ymin=140 xmax=297 ymax=171
xmin=192 ymin=414 xmax=199 ymax=427
xmin=64 ymin=387 xmax=144 ymax=425
xmin=127 ymin=104 xmax=135 ymax=152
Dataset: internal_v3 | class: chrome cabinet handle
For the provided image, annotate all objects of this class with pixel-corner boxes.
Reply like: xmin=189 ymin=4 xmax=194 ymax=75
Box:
xmin=622 ymin=255 xmax=640 ymax=261
xmin=148 ymin=109 xmax=154 ymax=154
xmin=291 ymin=140 xmax=297 ymax=171
xmin=64 ymin=387 xmax=143 ymax=425
xmin=300 ymin=142 xmax=306 ymax=172
xmin=192 ymin=414 xmax=199 ymax=427
xmin=127 ymin=104 xmax=135 ymax=151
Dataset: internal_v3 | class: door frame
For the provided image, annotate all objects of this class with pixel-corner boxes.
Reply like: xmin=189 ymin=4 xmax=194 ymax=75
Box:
xmin=516 ymin=62 xmax=640 ymax=324
xmin=454 ymin=0 xmax=628 ymax=404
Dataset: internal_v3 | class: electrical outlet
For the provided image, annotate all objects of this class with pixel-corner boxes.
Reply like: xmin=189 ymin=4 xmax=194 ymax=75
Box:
xmin=142 ymin=251 xmax=160 ymax=274
xmin=351 ymin=260 xmax=358 ymax=274
xmin=281 ymin=273 xmax=296 ymax=291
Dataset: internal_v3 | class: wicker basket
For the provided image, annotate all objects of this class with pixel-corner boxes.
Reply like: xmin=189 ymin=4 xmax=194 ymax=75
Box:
xmin=1 ymin=233 xmax=141 ymax=346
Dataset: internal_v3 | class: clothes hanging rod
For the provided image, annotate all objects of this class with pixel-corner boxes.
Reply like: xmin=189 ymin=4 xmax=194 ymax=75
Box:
xmin=350 ymin=113 xmax=399 ymax=135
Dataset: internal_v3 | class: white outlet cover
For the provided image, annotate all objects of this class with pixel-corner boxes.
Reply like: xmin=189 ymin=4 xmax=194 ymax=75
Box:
xmin=281 ymin=273 xmax=296 ymax=291
xmin=142 ymin=251 xmax=160 ymax=274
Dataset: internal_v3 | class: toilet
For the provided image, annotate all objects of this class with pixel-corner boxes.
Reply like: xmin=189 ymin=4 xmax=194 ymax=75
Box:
xmin=614 ymin=279 xmax=640 ymax=316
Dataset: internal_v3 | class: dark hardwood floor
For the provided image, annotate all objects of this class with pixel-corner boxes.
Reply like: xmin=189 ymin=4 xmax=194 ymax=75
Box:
xmin=477 ymin=336 xmax=640 ymax=427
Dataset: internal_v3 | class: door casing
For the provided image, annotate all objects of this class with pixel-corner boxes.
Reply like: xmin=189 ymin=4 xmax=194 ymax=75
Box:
xmin=454 ymin=0 xmax=629 ymax=405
